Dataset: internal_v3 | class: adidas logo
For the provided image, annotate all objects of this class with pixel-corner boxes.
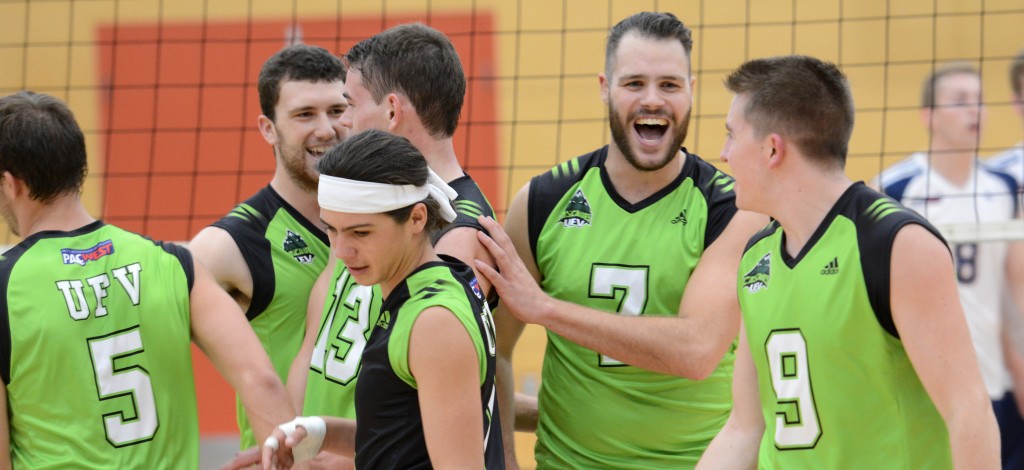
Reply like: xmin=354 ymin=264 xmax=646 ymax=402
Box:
xmin=559 ymin=188 xmax=592 ymax=228
xmin=671 ymin=211 xmax=687 ymax=225
xmin=820 ymin=257 xmax=839 ymax=275
xmin=376 ymin=311 xmax=391 ymax=330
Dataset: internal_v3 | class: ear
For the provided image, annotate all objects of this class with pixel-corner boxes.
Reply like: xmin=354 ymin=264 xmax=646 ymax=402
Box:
xmin=599 ymin=72 xmax=610 ymax=106
xmin=919 ymin=107 xmax=933 ymax=130
xmin=258 ymin=115 xmax=278 ymax=146
xmin=385 ymin=93 xmax=403 ymax=131
xmin=765 ymin=133 xmax=786 ymax=169
xmin=408 ymin=202 xmax=429 ymax=235
xmin=1 ymin=171 xmax=24 ymax=201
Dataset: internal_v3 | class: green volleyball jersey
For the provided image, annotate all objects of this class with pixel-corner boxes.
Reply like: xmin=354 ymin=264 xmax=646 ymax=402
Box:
xmin=738 ymin=183 xmax=952 ymax=468
xmin=210 ymin=185 xmax=329 ymax=448
xmin=303 ymin=260 xmax=382 ymax=418
xmin=1 ymin=221 xmax=198 ymax=469
xmin=527 ymin=146 xmax=738 ymax=469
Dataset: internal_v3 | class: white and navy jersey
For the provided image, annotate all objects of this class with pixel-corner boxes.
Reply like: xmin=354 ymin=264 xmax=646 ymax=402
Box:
xmin=878 ymin=153 xmax=1019 ymax=398
xmin=987 ymin=144 xmax=1024 ymax=187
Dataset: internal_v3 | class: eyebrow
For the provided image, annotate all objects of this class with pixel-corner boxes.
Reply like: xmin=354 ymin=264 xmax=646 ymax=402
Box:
xmin=339 ymin=222 xmax=373 ymax=232
xmin=617 ymin=73 xmax=686 ymax=82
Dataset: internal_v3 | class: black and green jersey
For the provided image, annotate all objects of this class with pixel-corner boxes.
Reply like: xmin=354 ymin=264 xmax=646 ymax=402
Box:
xmin=738 ymin=182 xmax=952 ymax=468
xmin=304 ymin=173 xmax=497 ymax=418
xmin=353 ymin=256 xmax=503 ymax=469
xmin=527 ymin=146 xmax=738 ymax=469
xmin=1 ymin=221 xmax=199 ymax=468
xmin=210 ymin=185 xmax=329 ymax=448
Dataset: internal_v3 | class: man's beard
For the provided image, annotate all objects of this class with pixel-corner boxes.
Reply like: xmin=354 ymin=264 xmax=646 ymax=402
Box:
xmin=279 ymin=143 xmax=319 ymax=193
xmin=608 ymin=101 xmax=690 ymax=172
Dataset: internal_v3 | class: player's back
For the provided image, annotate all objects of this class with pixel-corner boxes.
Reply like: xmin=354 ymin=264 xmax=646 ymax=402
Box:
xmin=1 ymin=221 xmax=198 ymax=469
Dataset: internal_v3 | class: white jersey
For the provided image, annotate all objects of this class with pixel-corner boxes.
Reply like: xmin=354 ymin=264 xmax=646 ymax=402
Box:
xmin=877 ymin=152 xmax=1019 ymax=398
xmin=987 ymin=144 xmax=1024 ymax=188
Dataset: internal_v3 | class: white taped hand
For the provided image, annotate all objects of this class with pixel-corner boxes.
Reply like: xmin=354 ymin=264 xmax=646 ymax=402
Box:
xmin=263 ymin=416 xmax=327 ymax=464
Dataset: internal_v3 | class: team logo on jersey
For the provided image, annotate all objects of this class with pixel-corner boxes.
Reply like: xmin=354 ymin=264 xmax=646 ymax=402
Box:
xmin=469 ymin=278 xmax=484 ymax=300
xmin=283 ymin=229 xmax=316 ymax=264
xmin=671 ymin=210 xmax=688 ymax=225
xmin=376 ymin=310 xmax=391 ymax=330
xmin=820 ymin=257 xmax=839 ymax=275
xmin=61 ymin=240 xmax=115 ymax=266
xmin=559 ymin=189 xmax=592 ymax=228
xmin=742 ymin=253 xmax=771 ymax=293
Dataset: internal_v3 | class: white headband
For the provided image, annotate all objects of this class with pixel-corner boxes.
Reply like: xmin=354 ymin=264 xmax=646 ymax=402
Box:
xmin=318 ymin=168 xmax=459 ymax=222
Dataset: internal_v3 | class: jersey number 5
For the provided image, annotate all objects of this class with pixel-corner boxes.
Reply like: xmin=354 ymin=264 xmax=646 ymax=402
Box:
xmin=588 ymin=264 xmax=649 ymax=367
xmin=765 ymin=329 xmax=822 ymax=449
xmin=87 ymin=326 xmax=159 ymax=447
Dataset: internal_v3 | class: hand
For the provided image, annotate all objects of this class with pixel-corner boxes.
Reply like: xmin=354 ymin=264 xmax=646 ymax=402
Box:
xmin=262 ymin=416 xmax=326 ymax=470
xmin=220 ymin=446 xmax=261 ymax=470
xmin=474 ymin=216 xmax=553 ymax=325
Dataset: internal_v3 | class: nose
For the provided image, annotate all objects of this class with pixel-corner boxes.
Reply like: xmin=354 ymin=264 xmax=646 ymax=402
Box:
xmin=332 ymin=240 xmax=356 ymax=263
xmin=314 ymin=113 xmax=338 ymax=141
xmin=720 ymin=139 xmax=732 ymax=163
xmin=639 ymin=84 xmax=661 ymax=110
xmin=339 ymin=106 xmax=354 ymax=131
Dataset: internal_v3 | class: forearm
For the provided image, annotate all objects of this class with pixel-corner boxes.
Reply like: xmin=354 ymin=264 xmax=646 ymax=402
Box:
xmin=236 ymin=369 xmax=296 ymax=442
xmin=946 ymin=408 xmax=999 ymax=469
xmin=320 ymin=417 xmax=357 ymax=457
xmin=696 ymin=422 xmax=760 ymax=470
xmin=286 ymin=350 xmax=311 ymax=414
xmin=496 ymin=355 xmax=520 ymax=468
xmin=513 ymin=392 xmax=538 ymax=432
xmin=538 ymin=297 xmax=728 ymax=378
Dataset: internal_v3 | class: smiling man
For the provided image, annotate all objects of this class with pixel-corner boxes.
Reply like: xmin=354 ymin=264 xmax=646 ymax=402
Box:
xmin=189 ymin=44 xmax=347 ymax=449
xmin=473 ymin=11 xmax=765 ymax=469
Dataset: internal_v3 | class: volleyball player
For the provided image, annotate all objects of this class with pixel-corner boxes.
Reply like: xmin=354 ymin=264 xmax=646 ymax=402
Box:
xmin=262 ymin=129 xmax=503 ymax=469
xmin=695 ymin=55 xmax=998 ymax=468
xmin=189 ymin=44 xmax=346 ymax=449
xmin=0 ymin=91 xmax=293 ymax=468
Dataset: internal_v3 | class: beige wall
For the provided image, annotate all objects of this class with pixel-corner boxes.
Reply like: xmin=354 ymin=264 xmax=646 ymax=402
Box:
xmin=3 ymin=0 xmax=1024 ymax=466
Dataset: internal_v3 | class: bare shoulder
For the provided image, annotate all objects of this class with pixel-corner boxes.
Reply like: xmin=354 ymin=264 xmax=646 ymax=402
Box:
xmin=189 ymin=225 xmax=251 ymax=296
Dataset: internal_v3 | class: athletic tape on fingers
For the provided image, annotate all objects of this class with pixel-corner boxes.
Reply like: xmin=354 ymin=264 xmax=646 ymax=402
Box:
xmin=277 ymin=416 xmax=327 ymax=464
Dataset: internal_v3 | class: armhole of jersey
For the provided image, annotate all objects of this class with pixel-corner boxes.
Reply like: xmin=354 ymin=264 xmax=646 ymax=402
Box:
xmin=988 ymin=169 xmax=1020 ymax=216
xmin=691 ymin=157 xmax=739 ymax=249
xmin=212 ymin=216 xmax=275 ymax=321
xmin=526 ymin=151 xmax=600 ymax=258
xmin=158 ymin=242 xmax=195 ymax=292
xmin=0 ymin=243 xmax=32 ymax=385
xmin=859 ymin=213 xmax=947 ymax=339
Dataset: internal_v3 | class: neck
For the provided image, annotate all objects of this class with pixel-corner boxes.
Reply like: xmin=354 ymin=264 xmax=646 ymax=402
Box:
xmin=603 ymin=145 xmax=685 ymax=204
xmin=768 ymin=164 xmax=853 ymax=258
xmin=380 ymin=239 xmax=439 ymax=300
xmin=17 ymin=195 xmax=96 ymax=238
xmin=269 ymin=173 xmax=321 ymax=230
xmin=409 ymin=133 xmax=464 ymax=182
xmin=926 ymin=143 xmax=975 ymax=187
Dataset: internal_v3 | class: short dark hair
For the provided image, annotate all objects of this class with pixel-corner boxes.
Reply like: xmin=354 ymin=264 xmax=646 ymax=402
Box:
xmin=258 ymin=44 xmax=346 ymax=121
xmin=1011 ymin=49 xmax=1024 ymax=98
xmin=317 ymin=129 xmax=449 ymax=234
xmin=605 ymin=12 xmax=693 ymax=77
xmin=0 ymin=91 xmax=87 ymax=202
xmin=725 ymin=55 xmax=854 ymax=167
xmin=921 ymin=62 xmax=979 ymax=109
xmin=345 ymin=23 xmax=465 ymax=138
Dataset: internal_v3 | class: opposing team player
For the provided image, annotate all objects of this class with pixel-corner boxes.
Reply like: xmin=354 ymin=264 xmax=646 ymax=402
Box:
xmin=877 ymin=62 xmax=1024 ymax=469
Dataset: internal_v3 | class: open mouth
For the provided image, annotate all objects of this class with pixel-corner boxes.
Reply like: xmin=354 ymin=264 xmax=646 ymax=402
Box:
xmin=307 ymin=146 xmax=329 ymax=158
xmin=634 ymin=117 xmax=669 ymax=144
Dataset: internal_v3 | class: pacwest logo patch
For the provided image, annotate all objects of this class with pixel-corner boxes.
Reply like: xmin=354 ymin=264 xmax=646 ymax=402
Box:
xmin=283 ymin=229 xmax=316 ymax=264
xmin=469 ymin=278 xmax=484 ymax=300
xmin=61 ymin=240 xmax=115 ymax=266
